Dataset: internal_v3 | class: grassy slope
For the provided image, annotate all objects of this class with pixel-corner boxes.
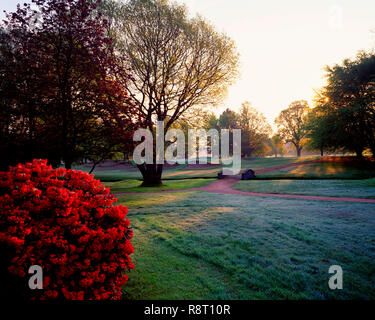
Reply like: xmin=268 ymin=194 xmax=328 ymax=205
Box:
xmin=233 ymin=178 xmax=375 ymax=199
xmin=103 ymin=178 xmax=214 ymax=193
xmin=257 ymin=161 xmax=375 ymax=179
xmin=73 ymin=164 xmax=188 ymax=181
xmin=241 ymin=156 xmax=319 ymax=170
xmin=119 ymin=191 xmax=375 ymax=300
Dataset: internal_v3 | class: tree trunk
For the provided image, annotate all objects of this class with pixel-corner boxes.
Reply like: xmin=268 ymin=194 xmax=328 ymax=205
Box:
xmin=355 ymin=148 xmax=364 ymax=159
xmin=123 ymin=152 xmax=128 ymax=161
xmin=137 ymin=163 xmax=163 ymax=187
xmin=296 ymin=146 xmax=302 ymax=157
xmin=369 ymin=144 xmax=375 ymax=158
xmin=320 ymin=147 xmax=323 ymax=157
xmin=89 ymin=161 xmax=100 ymax=174
xmin=64 ymin=157 xmax=73 ymax=169
xmin=48 ymin=157 xmax=60 ymax=169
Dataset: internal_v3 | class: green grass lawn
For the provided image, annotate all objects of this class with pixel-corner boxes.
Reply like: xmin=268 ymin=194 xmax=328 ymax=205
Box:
xmin=163 ymin=167 xmax=221 ymax=179
xmin=257 ymin=161 xmax=375 ymax=179
xmin=233 ymin=178 xmax=375 ymax=199
xmin=73 ymin=164 xmax=188 ymax=181
xmin=74 ymin=163 xmax=221 ymax=181
xmin=72 ymin=157 xmax=320 ymax=181
xmin=103 ymin=178 xmax=214 ymax=193
xmin=119 ymin=191 xmax=375 ymax=299
xmin=241 ymin=156 xmax=319 ymax=170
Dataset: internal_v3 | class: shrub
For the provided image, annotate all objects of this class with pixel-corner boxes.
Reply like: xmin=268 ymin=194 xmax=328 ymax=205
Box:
xmin=0 ymin=159 xmax=134 ymax=300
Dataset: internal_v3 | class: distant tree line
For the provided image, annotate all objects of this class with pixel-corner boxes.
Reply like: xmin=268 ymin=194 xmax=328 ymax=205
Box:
xmin=200 ymin=102 xmax=280 ymax=158
xmin=274 ymin=51 xmax=375 ymax=158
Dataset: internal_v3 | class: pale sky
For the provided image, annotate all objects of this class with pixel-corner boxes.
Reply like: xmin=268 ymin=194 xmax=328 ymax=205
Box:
xmin=2 ymin=0 xmax=375 ymax=129
xmin=174 ymin=0 xmax=375 ymax=129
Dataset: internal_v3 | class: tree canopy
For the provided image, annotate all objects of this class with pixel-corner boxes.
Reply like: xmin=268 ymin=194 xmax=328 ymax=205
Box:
xmin=103 ymin=0 xmax=240 ymax=185
xmin=307 ymin=51 xmax=375 ymax=157
xmin=238 ymin=102 xmax=272 ymax=157
xmin=270 ymin=134 xmax=285 ymax=157
xmin=275 ymin=100 xmax=310 ymax=157
xmin=204 ymin=103 xmax=272 ymax=157
xmin=0 ymin=0 xmax=142 ymax=170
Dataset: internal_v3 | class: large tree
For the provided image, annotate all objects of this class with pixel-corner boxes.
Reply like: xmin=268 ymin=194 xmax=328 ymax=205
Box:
xmin=0 ymin=0 xmax=141 ymax=170
xmin=275 ymin=100 xmax=310 ymax=157
xmin=309 ymin=51 xmax=375 ymax=157
xmin=104 ymin=0 xmax=239 ymax=186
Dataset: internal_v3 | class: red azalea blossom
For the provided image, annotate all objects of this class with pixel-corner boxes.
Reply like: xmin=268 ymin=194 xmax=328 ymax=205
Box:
xmin=0 ymin=159 xmax=134 ymax=300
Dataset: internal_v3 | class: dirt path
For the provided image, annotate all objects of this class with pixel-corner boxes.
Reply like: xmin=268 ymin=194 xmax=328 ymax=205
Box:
xmin=115 ymin=160 xmax=375 ymax=203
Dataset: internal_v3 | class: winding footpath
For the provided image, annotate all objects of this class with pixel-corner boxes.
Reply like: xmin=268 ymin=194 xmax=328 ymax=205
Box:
xmin=115 ymin=160 xmax=375 ymax=204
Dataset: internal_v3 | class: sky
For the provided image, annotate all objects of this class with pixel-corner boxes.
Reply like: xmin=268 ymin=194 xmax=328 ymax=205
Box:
xmin=174 ymin=0 xmax=375 ymax=129
xmin=2 ymin=0 xmax=375 ymax=129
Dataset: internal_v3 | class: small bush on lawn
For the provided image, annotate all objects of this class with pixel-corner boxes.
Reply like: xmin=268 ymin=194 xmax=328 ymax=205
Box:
xmin=0 ymin=159 xmax=134 ymax=300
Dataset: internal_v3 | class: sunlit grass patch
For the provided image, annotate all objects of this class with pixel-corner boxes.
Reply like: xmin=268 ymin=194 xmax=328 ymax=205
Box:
xmin=241 ymin=156 xmax=319 ymax=171
xmin=117 ymin=192 xmax=194 ymax=209
xmin=104 ymin=178 xmax=215 ymax=193
xmin=257 ymin=161 xmax=375 ymax=179
xmin=163 ymin=168 xmax=221 ymax=179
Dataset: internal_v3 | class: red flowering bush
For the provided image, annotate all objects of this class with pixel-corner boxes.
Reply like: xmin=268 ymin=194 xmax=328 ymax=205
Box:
xmin=0 ymin=159 xmax=134 ymax=300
